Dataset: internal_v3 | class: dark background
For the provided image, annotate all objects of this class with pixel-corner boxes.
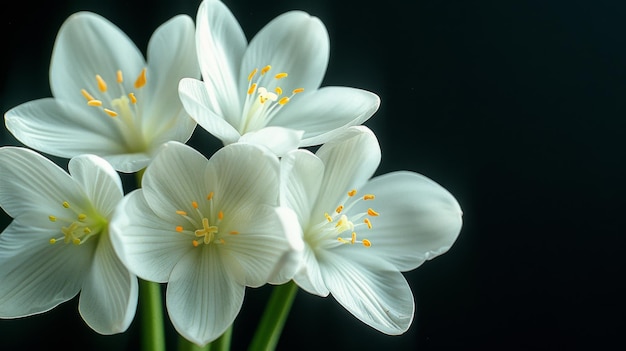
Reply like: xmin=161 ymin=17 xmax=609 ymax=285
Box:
xmin=1 ymin=0 xmax=625 ymax=350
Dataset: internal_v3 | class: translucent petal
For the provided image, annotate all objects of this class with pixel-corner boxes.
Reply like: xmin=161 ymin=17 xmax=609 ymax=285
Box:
xmin=166 ymin=246 xmax=245 ymax=346
xmin=195 ymin=0 xmax=247 ymax=124
xmin=351 ymin=171 xmax=463 ymax=271
xmin=50 ymin=12 xmax=144 ymax=103
xmin=280 ymin=149 xmax=324 ymax=228
xmin=271 ymin=87 xmax=380 ymax=146
xmin=0 ymin=222 xmax=93 ymax=317
xmin=293 ymin=245 xmax=329 ymax=297
xmin=68 ymin=154 xmax=123 ymax=217
xmin=238 ymin=126 xmax=303 ymax=156
xmin=79 ymin=231 xmax=137 ymax=334
xmin=240 ymin=11 xmax=329 ymax=95
xmin=320 ymin=250 xmax=414 ymax=335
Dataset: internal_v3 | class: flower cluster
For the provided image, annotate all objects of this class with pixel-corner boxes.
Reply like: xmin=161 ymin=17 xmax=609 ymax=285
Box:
xmin=0 ymin=0 xmax=463 ymax=349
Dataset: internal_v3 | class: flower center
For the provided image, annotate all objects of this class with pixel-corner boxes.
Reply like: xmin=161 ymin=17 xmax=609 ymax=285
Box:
xmin=308 ymin=189 xmax=378 ymax=249
xmin=80 ymin=68 xmax=148 ymax=151
xmin=174 ymin=192 xmax=240 ymax=247
xmin=48 ymin=201 xmax=103 ymax=245
xmin=239 ymin=65 xmax=304 ymax=134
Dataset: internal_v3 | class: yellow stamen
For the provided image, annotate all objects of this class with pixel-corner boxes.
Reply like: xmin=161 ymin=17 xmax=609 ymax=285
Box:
xmin=104 ymin=109 xmax=118 ymax=117
xmin=335 ymin=205 xmax=344 ymax=214
xmin=207 ymin=192 xmax=214 ymax=200
xmin=176 ymin=226 xmax=183 ymax=232
xmin=362 ymin=239 xmax=372 ymax=247
xmin=77 ymin=214 xmax=87 ymax=221
xmin=176 ymin=210 xmax=187 ymax=216
xmin=367 ymin=208 xmax=379 ymax=217
xmin=275 ymin=87 xmax=283 ymax=95
xmin=83 ymin=227 xmax=91 ymax=234
xmin=292 ymin=88 xmax=305 ymax=94
xmin=96 ymin=75 xmax=107 ymax=92
xmin=134 ymin=68 xmax=147 ymax=89
xmin=87 ymin=100 xmax=103 ymax=107
xmin=274 ymin=72 xmax=288 ymax=79
xmin=229 ymin=231 xmax=239 ymax=235
xmin=49 ymin=215 xmax=57 ymax=222
xmin=81 ymin=89 xmax=95 ymax=101
xmin=324 ymin=212 xmax=333 ymax=222
xmin=128 ymin=93 xmax=137 ymax=104
xmin=248 ymin=68 xmax=258 ymax=81
xmin=192 ymin=240 xmax=200 ymax=247
xmin=348 ymin=189 xmax=357 ymax=197
xmin=337 ymin=237 xmax=349 ymax=244
xmin=116 ymin=70 xmax=123 ymax=83
xmin=364 ymin=218 xmax=372 ymax=229
xmin=218 ymin=211 xmax=224 ymax=220
xmin=351 ymin=232 xmax=357 ymax=244
xmin=248 ymin=83 xmax=258 ymax=95
xmin=73 ymin=238 xmax=81 ymax=245
xmin=192 ymin=201 xmax=199 ymax=209
xmin=49 ymin=238 xmax=57 ymax=244
xmin=278 ymin=97 xmax=290 ymax=105
xmin=261 ymin=65 xmax=271 ymax=75
xmin=62 ymin=201 xmax=70 ymax=208
xmin=363 ymin=194 xmax=375 ymax=200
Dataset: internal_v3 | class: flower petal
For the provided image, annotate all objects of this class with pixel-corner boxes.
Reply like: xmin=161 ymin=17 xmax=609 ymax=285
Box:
xmin=167 ymin=247 xmax=245 ymax=346
xmin=280 ymin=149 xmax=324 ymax=227
xmin=0 ymin=221 xmax=93 ymax=317
xmin=206 ymin=143 xmax=280 ymax=214
xmin=179 ymin=78 xmax=241 ymax=144
xmin=0 ymin=146 xmax=89 ymax=222
xmin=79 ymin=231 xmax=137 ymax=334
xmin=142 ymin=14 xmax=200 ymax=129
xmin=352 ymin=171 xmax=463 ymax=271
xmin=109 ymin=190 xmax=192 ymax=283
xmin=238 ymin=126 xmax=303 ymax=156
xmin=271 ymin=87 xmax=380 ymax=146
xmin=4 ymin=98 xmax=126 ymax=161
xmin=68 ymin=154 xmax=123 ymax=217
xmin=240 ymin=11 xmax=329 ymax=95
xmin=311 ymin=126 xmax=381 ymax=216
xmin=194 ymin=0 xmax=247 ymax=123
xmin=50 ymin=12 xmax=144 ymax=103
xmin=319 ymin=250 xmax=414 ymax=335
xmin=293 ymin=245 xmax=330 ymax=297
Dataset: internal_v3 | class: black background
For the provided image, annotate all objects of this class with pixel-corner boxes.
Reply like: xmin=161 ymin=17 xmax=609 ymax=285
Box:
xmin=1 ymin=0 xmax=625 ymax=350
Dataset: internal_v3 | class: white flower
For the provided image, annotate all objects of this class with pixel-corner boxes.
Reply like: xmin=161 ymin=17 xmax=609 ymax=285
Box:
xmin=4 ymin=11 xmax=200 ymax=173
xmin=178 ymin=0 xmax=380 ymax=156
xmin=109 ymin=141 xmax=302 ymax=345
xmin=280 ymin=126 xmax=463 ymax=334
xmin=0 ymin=147 xmax=137 ymax=334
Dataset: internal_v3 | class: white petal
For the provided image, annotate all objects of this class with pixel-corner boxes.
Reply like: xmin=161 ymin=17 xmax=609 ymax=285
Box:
xmin=166 ymin=247 xmax=245 ymax=346
xmin=271 ymin=87 xmax=380 ymax=146
xmin=352 ymin=171 xmax=463 ymax=271
xmin=68 ymin=154 xmax=123 ymax=217
xmin=101 ymin=152 xmax=152 ymax=174
xmin=293 ymin=245 xmax=329 ymax=296
xmin=179 ymin=78 xmax=241 ymax=144
xmin=320 ymin=250 xmax=414 ymax=335
xmin=0 ymin=222 xmax=93 ymax=317
xmin=311 ymin=126 xmax=381 ymax=216
xmin=109 ymin=190 xmax=192 ymax=283
xmin=4 ymin=99 xmax=126 ymax=161
xmin=79 ymin=231 xmax=138 ymax=334
xmin=50 ymin=12 xmax=144 ymax=103
xmin=0 ymin=146 xmax=89 ymax=222
xmin=142 ymin=14 xmax=200 ymax=133
xmin=206 ymin=143 xmax=280 ymax=214
xmin=141 ymin=141 xmax=210 ymax=222
xmin=238 ymin=126 xmax=303 ymax=156
xmin=241 ymin=11 xmax=329 ymax=94
xmin=195 ymin=0 xmax=246 ymax=122
xmin=280 ymin=149 xmax=324 ymax=227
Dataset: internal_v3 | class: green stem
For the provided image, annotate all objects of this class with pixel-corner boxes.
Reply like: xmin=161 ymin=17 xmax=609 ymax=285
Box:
xmin=139 ymin=279 xmax=166 ymax=351
xmin=248 ymin=281 xmax=298 ymax=351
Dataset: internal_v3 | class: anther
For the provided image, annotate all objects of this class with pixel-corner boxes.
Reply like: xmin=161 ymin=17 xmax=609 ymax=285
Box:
xmin=362 ymin=239 xmax=372 ymax=247
xmin=176 ymin=210 xmax=187 ymax=216
xmin=192 ymin=240 xmax=200 ymax=247
xmin=49 ymin=215 xmax=57 ymax=222
xmin=367 ymin=208 xmax=379 ymax=217
xmin=218 ymin=211 xmax=224 ymax=220
xmin=62 ymin=201 xmax=70 ymax=208
xmin=229 ymin=231 xmax=239 ymax=235
xmin=248 ymin=68 xmax=258 ymax=81
xmin=274 ymin=72 xmax=288 ymax=79
xmin=104 ymin=109 xmax=118 ymax=117
xmin=134 ymin=68 xmax=147 ymax=89
xmin=128 ymin=93 xmax=137 ymax=104
xmin=81 ymin=89 xmax=96 ymax=101
xmin=261 ymin=65 xmax=271 ymax=75
xmin=278 ymin=97 xmax=290 ymax=105
xmin=248 ymin=83 xmax=257 ymax=95
xmin=87 ymin=100 xmax=103 ymax=107
xmin=292 ymin=88 xmax=305 ymax=94
xmin=275 ymin=87 xmax=283 ymax=95
xmin=348 ymin=189 xmax=357 ymax=197
xmin=335 ymin=205 xmax=344 ymax=214
xmin=116 ymin=70 xmax=123 ymax=83
xmin=364 ymin=218 xmax=372 ymax=229
xmin=363 ymin=194 xmax=375 ymax=200
xmin=192 ymin=201 xmax=199 ymax=209
xmin=78 ymin=214 xmax=87 ymax=221
xmin=96 ymin=75 xmax=108 ymax=92
xmin=207 ymin=192 xmax=214 ymax=200
xmin=324 ymin=213 xmax=333 ymax=222
xmin=176 ymin=226 xmax=183 ymax=232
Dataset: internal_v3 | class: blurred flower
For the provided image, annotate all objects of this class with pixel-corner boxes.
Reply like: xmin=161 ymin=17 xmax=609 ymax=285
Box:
xmin=5 ymin=11 xmax=200 ymax=173
xmin=280 ymin=126 xmax=463 ymax=334
xmin=109 ymin=141 xmax=302 ymax=345
xmin=0 ymin=147 xmax=137 ymax=334
xmin=178 ymin=0 xmax=380 ymax=156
